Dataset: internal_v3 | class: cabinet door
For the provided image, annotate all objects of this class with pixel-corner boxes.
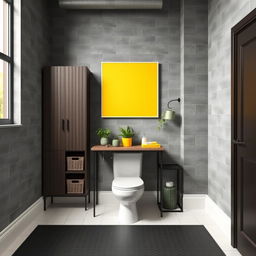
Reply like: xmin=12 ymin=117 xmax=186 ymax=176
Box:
xmin=43 ymin=67 xmax=66 ymax=151
xmin=43 ymin=151 xmax=66 ymax=195
xmin=64 ymin=66 xmax=89 ymax=151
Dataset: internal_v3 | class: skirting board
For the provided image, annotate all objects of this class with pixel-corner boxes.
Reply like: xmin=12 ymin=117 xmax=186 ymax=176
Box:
xmin=0 ymin=197 xmax=43 ymax=255
xmin=0 ymin=193 xmax=231 ymax=254
xmin=52 ymin=192 xmax=207 ymax=210
xmin=205 ymin=195 xmax=231 ymax=241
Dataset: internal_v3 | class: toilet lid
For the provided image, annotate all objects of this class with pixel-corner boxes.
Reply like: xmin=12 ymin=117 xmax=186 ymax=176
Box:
xmin=112 ymin=177 xmax=144 ymax=190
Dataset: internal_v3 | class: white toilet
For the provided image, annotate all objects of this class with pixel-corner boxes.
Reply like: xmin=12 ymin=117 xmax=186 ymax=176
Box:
xmin=112 ymin=153 xmax=144 ymax=224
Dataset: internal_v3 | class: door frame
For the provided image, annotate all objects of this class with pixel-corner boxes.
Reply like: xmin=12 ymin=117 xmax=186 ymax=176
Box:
xmin=231 ymin=8 xmax=256 ymax=248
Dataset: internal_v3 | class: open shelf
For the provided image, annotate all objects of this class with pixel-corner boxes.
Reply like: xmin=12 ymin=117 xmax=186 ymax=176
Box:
xmin=157 ymin=164 xmax=184 ymax=216
xmin=157 ymin=202 xmax=183 ymax=213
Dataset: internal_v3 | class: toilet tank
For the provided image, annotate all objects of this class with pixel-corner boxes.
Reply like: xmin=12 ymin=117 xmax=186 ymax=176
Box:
xmin=113 ymin=153 xmax=143 ymax=178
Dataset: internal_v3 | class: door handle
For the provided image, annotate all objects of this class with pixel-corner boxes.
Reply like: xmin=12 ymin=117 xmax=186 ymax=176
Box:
xmin=233 ymin=139 xmax=245 ymax=146
xmin=62 ymin=119 xmax=65 ymax=131
xmin=67 ymin=120 xmax=70 ymax=132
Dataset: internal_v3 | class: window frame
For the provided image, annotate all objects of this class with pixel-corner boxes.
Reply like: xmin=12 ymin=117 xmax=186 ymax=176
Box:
xmin=0 ymin=0 xmax=13 ymax=125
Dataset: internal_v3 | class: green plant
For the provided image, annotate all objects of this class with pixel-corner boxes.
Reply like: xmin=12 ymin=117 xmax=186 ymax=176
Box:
xmin=119 ymin=126 xmax=135 ymax=138
xmin=96 ymin=128 xmax=111 ymax=138
xmin=157 ymin=115 xmax=168 ymax=130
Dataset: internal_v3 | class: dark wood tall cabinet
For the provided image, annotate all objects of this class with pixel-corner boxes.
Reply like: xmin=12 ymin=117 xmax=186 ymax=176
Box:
xmin=43 ymin=66 xmax=90 ymax=210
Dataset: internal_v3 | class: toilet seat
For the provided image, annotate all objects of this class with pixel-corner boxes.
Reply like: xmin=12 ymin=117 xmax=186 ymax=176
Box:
xmin=112 ymin=177 xmax=144 ymax=191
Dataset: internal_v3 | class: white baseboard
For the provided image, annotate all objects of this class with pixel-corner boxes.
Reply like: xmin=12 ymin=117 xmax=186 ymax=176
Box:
xmin=183 ymin=194 xmax=206 ymax=210
xmin=0 ymin=197 xmax=43 ymax=255
xmin=205 ymin=195 xmax=231 ymax=240
xmin=53 ymin=192 xmax=206 ymax=210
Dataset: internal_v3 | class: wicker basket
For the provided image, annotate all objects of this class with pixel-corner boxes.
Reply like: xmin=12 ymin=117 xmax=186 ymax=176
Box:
xmin=67 ymin=156 xmax=84 ymax=171
xmin=67 ymin=179 xmax=84 ymax=194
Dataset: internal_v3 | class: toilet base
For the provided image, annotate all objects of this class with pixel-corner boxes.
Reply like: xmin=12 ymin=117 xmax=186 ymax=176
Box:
xmin=112 ymin=185 xmax=144 ymax=224
xmin=119 ymin=202 xmax=138 ymax=224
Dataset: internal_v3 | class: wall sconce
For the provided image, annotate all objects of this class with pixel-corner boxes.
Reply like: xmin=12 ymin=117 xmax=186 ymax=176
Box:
xmin=163 ymin=98 xmax=181 ymax=120
xmin=158 ymin=98 xmax=181 ymax=129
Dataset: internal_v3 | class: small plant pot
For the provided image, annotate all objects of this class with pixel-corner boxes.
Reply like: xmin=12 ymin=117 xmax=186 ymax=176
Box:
xmin=100 ymin=137 xmax=108 ymax=146
xmin=112 ymin=139 xmax=119 ymax=147
xmin=122 ymin=138 xmax=132 ymax=147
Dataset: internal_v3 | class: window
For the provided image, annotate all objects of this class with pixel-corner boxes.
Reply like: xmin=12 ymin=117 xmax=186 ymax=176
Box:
xmin=0 ymin=0 xmax=13 ymax=124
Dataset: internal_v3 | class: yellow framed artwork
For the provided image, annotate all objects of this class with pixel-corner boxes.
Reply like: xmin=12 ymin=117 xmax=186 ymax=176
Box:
xmin=101 ymin=62 xmax=159 ymax=118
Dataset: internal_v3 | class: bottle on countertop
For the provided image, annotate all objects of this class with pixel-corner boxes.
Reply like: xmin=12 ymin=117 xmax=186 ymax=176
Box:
xmin=141 ymin=135 xmax=147 ymax=145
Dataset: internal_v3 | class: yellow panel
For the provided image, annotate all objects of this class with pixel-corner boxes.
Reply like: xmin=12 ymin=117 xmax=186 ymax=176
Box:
xmin=101 ymin=62 xmax=159 ymax=118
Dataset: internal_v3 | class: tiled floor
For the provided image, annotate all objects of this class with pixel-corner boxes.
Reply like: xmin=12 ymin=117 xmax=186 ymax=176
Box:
xmin=3 ymin=194 xmax=241 ymax=256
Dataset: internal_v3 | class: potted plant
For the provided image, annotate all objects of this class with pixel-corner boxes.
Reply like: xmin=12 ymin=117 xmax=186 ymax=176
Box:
xmin=119 ymin=126 xmax=135 ymax=147
xmin=96 ymin=128 xmax=111 ymax=146
xmin=112 ymin=138 xmax=119 ymax=147
xmin=158 ymin=115 xmax=168 ymax=130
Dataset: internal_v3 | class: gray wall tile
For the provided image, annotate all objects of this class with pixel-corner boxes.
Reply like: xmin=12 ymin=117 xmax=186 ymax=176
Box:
xmin=180 ymin=0 xmax=208 ymax=194
xmin=0 ymin=0 xmax=50 ymax=231
xmin=208 ymin=0 xmax=254 ymax=216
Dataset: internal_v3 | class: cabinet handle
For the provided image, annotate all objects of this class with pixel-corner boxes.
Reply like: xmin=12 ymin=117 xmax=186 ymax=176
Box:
xmin=67 ymin=120 xmax=70 ymax=131
xmin=62 ymin=119 xmax=65 ymax=131
xmin=233 ymin=139 xmax=245 ymax=146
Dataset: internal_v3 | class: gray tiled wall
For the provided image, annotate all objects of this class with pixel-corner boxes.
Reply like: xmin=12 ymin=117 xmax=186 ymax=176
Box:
xmin=49 ymin=0 xmax=182 ymax=191
xmin=181 ymin=0 xmax=208 ymax=194
xmin=48 ymin=0 xmax=210 ymax=192
xmin=208 ymin=0 xmax=256 ymax=216
xmin=0 ymin=0 xmax=49 ymax=231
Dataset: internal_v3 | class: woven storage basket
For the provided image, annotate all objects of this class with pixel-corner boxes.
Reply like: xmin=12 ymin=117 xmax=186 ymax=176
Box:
xmin=67 ymin=179 xmax=84 ymax=194
xmin=67 ymin=157 xmax=84 ymax=171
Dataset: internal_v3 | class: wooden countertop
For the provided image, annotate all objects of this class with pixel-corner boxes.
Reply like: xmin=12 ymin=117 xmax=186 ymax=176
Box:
xmin=91 ymin=145 xmax=164 ymax=152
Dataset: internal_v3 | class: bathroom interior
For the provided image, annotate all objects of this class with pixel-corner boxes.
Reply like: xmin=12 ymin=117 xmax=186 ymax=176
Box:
xmin=0 ymin=0 xmax=256 ymax=255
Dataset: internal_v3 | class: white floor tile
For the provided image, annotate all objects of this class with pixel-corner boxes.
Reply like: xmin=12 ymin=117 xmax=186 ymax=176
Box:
xmin=37 ymin=206 xmax=72 ymax=225
xmin=1 ymin=195 xmax=241 ymax=256
xmin=65 ymin=208 xmax=89 ymax=225
xmin=224 ymin=249 xmax=242 ymax=256
xmin=191 ymin=210 xmax=217 ymax=226
xmin=176 ymin=210 xmax=200 ymax=225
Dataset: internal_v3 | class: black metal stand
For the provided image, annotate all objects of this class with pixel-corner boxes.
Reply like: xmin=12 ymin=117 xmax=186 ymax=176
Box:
xmin=93 ymin=151 xmax=98 ymax=217
xmin=93 ymin=150 xmax=164 ymax=218
xmin=44 ymin=196 xmax=46 ymax=211
xmin=157 ymin=163 xmax=183 ymax=217
xmin=85 ymin=195 xmax=88 ymax=210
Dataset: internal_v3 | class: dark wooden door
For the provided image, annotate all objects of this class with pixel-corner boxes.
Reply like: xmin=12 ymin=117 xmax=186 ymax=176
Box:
xmin=43 ymin=67 xmax=67 ymax=195
xmin=232 ymin=10 xmax=256 ymax=256
xmin=64 ymin=66 xmax=89 ymax=151
xmin=43 ymin=67 xmax=66 ymax=151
